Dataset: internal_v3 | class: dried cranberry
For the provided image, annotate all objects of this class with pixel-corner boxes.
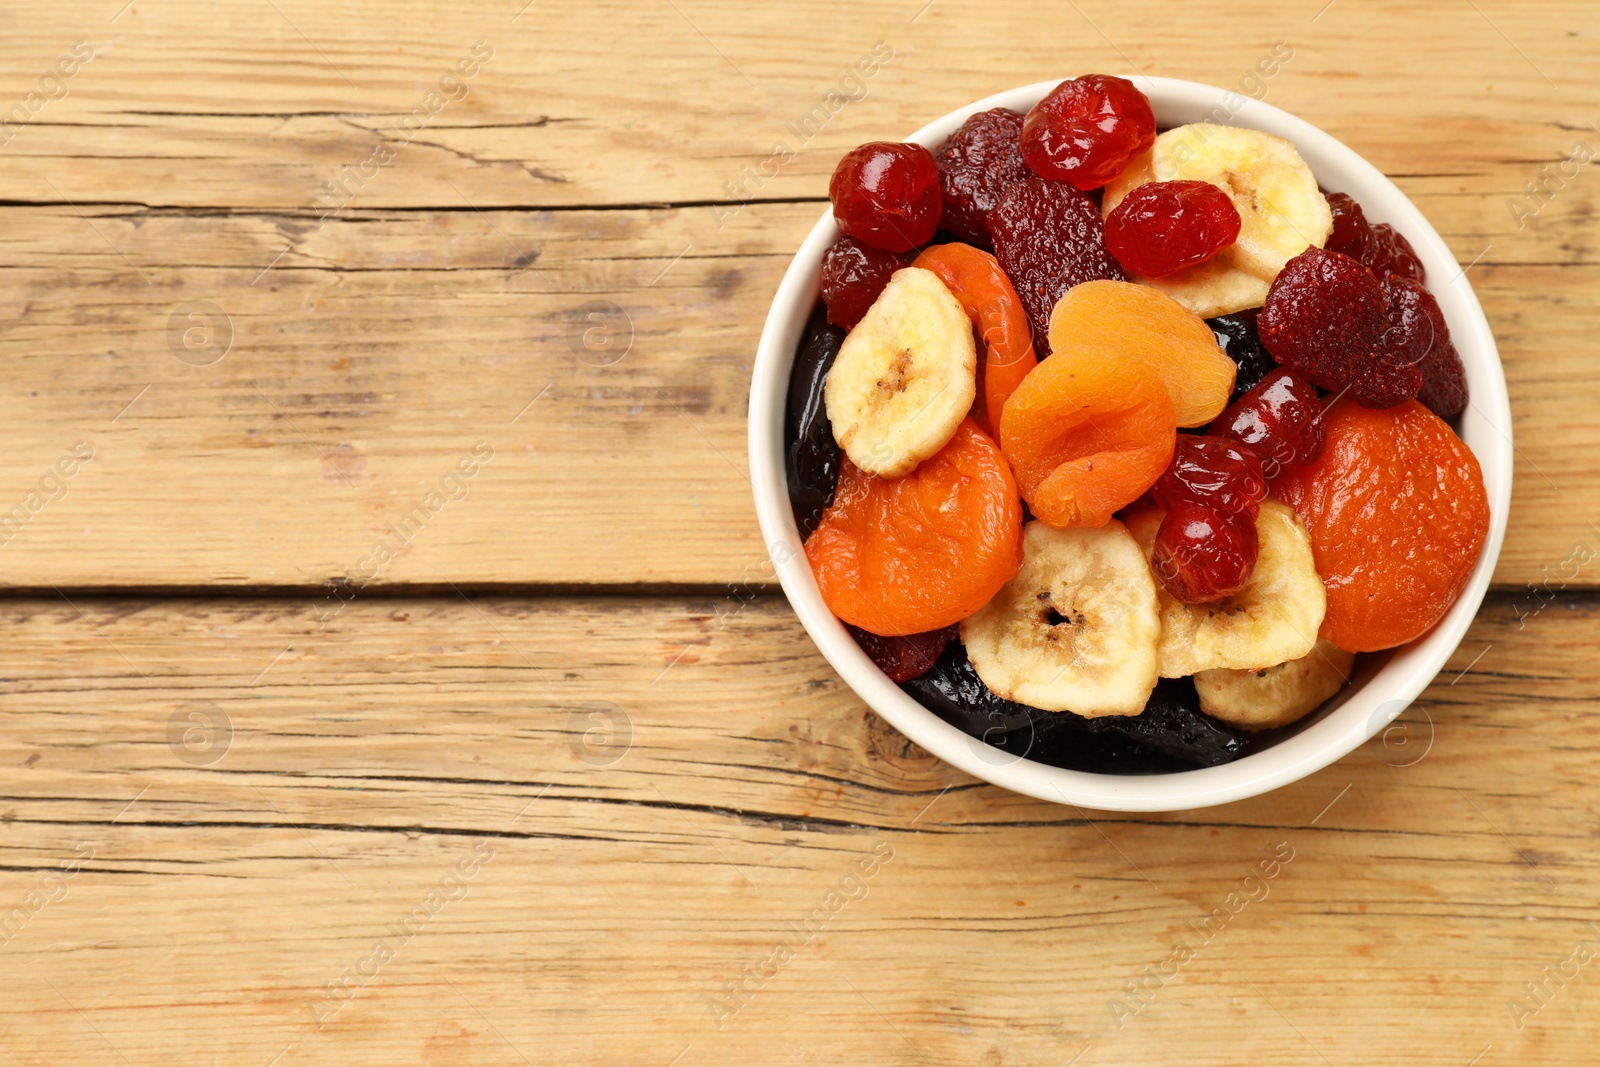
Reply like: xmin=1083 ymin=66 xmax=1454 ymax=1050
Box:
xmin=828 ymin=142 xmax=942 ymax=253
xmin=1211 ymin=369 xmax=1325 ymax=478
xmin=819 ymin=238 xmax=903 ymax=329
xmin=1325 ymin=192 xmax=1375 ymax=262
xmin=1258 ymin=246 xmax=1421 ymax=409
xmin=1151 ymin=501 xmax=1259 ymax=604
xmin=1366 ymin=223 xmax=1426 ymax=283
xmin=849 ymin=624 xmax=957 ymax=683
xmin=1207 ymin=309 xmax=1276 ymax=401
xmin=934 ymin=108 xmax=1028 ymax=248
xmin=1152 ymin=436 xmax=1266 ymax=517
xmin=1416 ymin=339 xmax=1469 ymax=418
xmin=1104 ymin=180 xmax=1241 ymax=277
xmin=990 ymin=178 xmax=1127 ymax=356
xmin=1020 ymin=75 xmax=1156 ymax=190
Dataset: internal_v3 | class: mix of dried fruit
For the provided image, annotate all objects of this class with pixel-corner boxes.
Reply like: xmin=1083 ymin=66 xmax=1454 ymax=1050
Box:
xmin=784 ymin=75 xmax=1490 ymax=774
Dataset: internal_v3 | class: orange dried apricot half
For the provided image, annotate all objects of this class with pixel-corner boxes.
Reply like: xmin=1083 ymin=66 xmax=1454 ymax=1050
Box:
xmin=1047 ymin=279 xmax=1236 ymax=427
xmin=1272 ymin=398 xmax=1489 ymax=652
xmin=806 ymin=419 xmax=1024 ymax=636
xmin=999 ymin=345 xmax=1176 ymax=528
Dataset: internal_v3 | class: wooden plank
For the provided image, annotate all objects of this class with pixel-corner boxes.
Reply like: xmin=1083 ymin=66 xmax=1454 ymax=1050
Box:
xmin=0 ymin=200 xmax=1589 ymax=588
xmin=0 ymin=591 xmax=1595 ymax=1064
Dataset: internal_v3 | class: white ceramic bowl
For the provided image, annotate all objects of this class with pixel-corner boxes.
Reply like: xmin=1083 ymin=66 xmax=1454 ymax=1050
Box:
xmin=748 ymin=77 xmax=1512 ymax=812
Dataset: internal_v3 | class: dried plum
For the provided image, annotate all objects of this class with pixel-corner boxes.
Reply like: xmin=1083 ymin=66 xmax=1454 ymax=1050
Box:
xmin=1206 ymin=309 xmax=1276 ymax=402
xmin=784 ymin=306 xmax=844 ymax=537
xmin=933 ymin=107 xmax=1028 ymax=248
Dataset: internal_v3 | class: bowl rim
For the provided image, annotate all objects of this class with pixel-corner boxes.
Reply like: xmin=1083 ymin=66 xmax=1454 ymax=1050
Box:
xmin=747 ymin=76 xmax=1513 ymax=812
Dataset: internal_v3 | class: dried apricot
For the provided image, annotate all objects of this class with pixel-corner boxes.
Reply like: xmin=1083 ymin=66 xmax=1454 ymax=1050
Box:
xmin=1048 ymin=280 xmax=1236 ymax=427
xmin=999 ymin=347 xmax=1176 ymax=527
xmin=1271 ymin=398 xmax=1489 ymax=652
xmin=912 ymin=243 xmax=1038 ymax=438
xmin=806 ymin=419 xmax=1024 ymax=636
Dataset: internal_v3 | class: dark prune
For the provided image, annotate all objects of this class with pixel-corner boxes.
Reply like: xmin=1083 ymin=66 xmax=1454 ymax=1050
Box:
xmin=1104 ymin=180 xmax=1241 ymax=278
xmin=1020 ymin=75 xmax=1156 ymax=190
xmin=849 ymin=624 xmax=956 ymax=683
xmin=934 ymin=108 xmax=1028 ymax=248
xmin=990 ymin=178 xmax=1127 ymax=357
xmin=1207 ymin=309 xmax=1276 ymax=402
xmin=900 ymin=642 xmax=1248 ymax=773
xmin=784 ymin=306 xmax=844 ymax=537
xmin=1258 ymin=246 xmax=1420 ymax=409
xmin=820 ymin=238 xmax=903 ymax=329
xmin=828 ymin=142 xmax=941 ymax=253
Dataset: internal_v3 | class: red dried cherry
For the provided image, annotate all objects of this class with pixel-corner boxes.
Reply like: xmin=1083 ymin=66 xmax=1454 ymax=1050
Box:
xmin=1211 ymin=369 xmax=1326 ymax=478
xmin=1417 ymin=339 xmax=1469 ymax=418
xmin=1325 ymin=192 xmax=1375 ymax=262
xmin=848 ymin=624 xmax=957 ymax=683
xmin=989 ymin=178 xmax=1127 ymax=357
xmin=934 ymin=108 xmax=1029 ymax=248
xmin=1258 ymin=247 xmax=1421 ymax=409
xmin=1151 ymin=501 xmax=1259 ymax=604
xmin=828 ymin=142 xmax=942 ymax=253
xmin=1104 ymin=180 xmax=1241 ymax=278
xmin=1020 ymin=75 xmax=1156 ymax=190
xmin=820 ymin=238 xmax=904 ymax=329
xmin=1151 ymin=435 xmax=1266 ymax=517
xmin=1366 ymin=223 xmax=1426 ymax=283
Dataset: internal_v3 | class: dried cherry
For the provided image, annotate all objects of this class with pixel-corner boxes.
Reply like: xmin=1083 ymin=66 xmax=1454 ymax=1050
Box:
xmin=1211 ymin=369 xmax=1325 ymax=478
xmin=1104 ymin=180 xmax=1241 ymax=278
xmin=1020 ymin=75 xmax=1156 ymax=190
xmin=1325 ymin=191 xmax=1375 ymax=262
xmin=828 ymin=142 xmax=942 ymax=253
xmin=1151 ymin=501 xmax=1259 ymax=604
xmin=1151 ymin=435 xmax=1266 ymax=517
xmin=990 ymin=178 xmax=1127 ymax=356
xmin=933 ymin=108 xmax=1029 ymax=248
xmin=1367 ymin=223 xmax=1426 ymax=283
xmin=849 ymin=624 xmax=957 ymax=682
xmin=819 ymin=238 xmax=903 ymax=329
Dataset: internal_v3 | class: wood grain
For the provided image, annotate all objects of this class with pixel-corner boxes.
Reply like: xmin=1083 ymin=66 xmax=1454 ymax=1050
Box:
xmin=0 ymin=0 xmax=1590 ymax=586
xmin=0 ymin=590 xmax=1594 ymax=1065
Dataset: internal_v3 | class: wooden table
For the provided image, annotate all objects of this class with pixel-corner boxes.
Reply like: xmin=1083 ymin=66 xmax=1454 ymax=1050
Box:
xmin=1 ymin=1 xmax=1595 ymax=1063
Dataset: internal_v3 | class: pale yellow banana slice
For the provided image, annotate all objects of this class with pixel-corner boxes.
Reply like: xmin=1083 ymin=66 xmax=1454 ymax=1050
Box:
xmin=961 ymin=520 xmax=1160 ymax=717
xmin=824 ymin=267 xmax=976 ymax=478
xmin=1103 ymin=125 xmax=1333 ymax=317
xmin=1126 ymin=501 xmax=1326 ymax=677
xmin=1194 ymin=639 xmax=1355 ymax=731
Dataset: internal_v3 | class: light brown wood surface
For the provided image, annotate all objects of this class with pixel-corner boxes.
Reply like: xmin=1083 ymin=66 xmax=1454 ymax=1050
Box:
xmin=2 ymin=0 xmax=1598 ymax=1063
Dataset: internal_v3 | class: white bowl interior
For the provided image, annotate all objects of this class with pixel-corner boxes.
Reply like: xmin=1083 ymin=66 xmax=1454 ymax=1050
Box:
xmin=748 ymin=77 xmax=1513 ymax=812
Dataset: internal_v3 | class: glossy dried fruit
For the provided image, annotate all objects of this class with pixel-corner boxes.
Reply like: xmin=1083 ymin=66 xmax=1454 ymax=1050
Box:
xmin=912 ymin=242 xmax=1038 ymax=437
xmin=1211 ymin=368 xmax=1325 ymax=478
xmin=1151 ymin=435 xmax=1266 ymax=517
xmin=849 ymin=624 xmax=957 ymax=682
xmin=1104 ymin=180 xmax=1242 ymax=278
xmin=1272 ymin=398 xmax=1490 ymax=652
xmin=1366 ymin=223 xmax=1425 ymax=283
xmin=990 ymin=178 xmax=1127 ymax=357
xmin=784 ymin=306 xmax=845 ymax=537
xmin=933 ymin=108 xmax=1029 ymax=248
xmin=1417 ymin=338 xmax=1469 ymax=418
xmin=1207 ymin=309 xmax=1276 ymax=401
xmin=999 ymin=346 xmax=1176 ymax=528
xmin=806 ymin=419 xmax=1023 ymax=636
xmin=1258 ymin=247 xmax=1421 ymax=408
xmin=1380 ymin=275 xmax=1468 ymax=418
xmin=1151 ymin=501 xmax=1260 ymax=604
xmin=1020 ymin=75 xmax=1156 ymax=190
xmin=1048 ymin=280 xmax=1236 ymax=427
xmin=1324 ymin=191 xmax=1375 ymax=262
xmin=828 ymin=142 xmax=942 ymax=253
xmin=819 ymin=237 xmax=903 ymax=329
